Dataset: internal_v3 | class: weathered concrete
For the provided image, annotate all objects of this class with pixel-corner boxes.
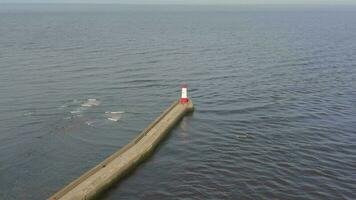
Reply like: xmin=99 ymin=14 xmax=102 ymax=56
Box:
xmin=49 ymin=100 xmax=194 ymax=200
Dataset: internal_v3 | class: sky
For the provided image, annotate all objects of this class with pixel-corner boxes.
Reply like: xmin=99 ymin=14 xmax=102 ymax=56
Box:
xmin=0 ymin=0 xmax=355 ymax=4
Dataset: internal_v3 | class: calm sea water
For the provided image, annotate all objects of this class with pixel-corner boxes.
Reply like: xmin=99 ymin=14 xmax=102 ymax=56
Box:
xmin=0 ymin=4 xmax=355 ymax=200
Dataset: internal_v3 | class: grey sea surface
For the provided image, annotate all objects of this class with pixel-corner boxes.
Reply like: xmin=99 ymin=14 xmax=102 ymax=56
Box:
xmin=0 ymin=4 xmax=356 ymax=200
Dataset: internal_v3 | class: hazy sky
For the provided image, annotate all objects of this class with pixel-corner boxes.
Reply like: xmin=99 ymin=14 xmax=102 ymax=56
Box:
xmin=1 ymin=0 xmax=355 ymax=4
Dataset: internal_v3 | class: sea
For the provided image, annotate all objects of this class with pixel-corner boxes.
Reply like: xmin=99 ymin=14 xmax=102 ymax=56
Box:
xmin=0 ymin=4 xmax=355 ymax=200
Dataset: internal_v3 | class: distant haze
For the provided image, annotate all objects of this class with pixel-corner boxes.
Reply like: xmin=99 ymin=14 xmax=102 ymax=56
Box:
xmin=1 ymin=0 xmax=356 ymax=5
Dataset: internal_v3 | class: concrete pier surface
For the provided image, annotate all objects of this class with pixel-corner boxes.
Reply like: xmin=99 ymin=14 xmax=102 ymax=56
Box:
xmin=49 ymin=100 xmax=194 ymax=200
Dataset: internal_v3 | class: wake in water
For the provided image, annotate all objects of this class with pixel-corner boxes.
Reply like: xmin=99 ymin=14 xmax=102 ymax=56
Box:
xmin=60 ymin=99 xmax=101 ymax=116
xmin=59 ymin=99 xmax=124 ymax=126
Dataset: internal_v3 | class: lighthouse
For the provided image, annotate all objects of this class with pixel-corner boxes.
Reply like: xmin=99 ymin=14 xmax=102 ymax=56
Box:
xmin=180 ymin=84 xmax=189 ymax=103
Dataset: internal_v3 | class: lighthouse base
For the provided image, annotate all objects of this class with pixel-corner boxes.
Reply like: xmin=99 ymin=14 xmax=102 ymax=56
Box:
xmin=180 ymin=98 xmax=189 ymax=103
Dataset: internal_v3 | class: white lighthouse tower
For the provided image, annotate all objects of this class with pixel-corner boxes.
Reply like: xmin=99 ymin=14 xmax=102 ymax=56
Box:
xmin=180 ymin=84 xmax=189 ymax=103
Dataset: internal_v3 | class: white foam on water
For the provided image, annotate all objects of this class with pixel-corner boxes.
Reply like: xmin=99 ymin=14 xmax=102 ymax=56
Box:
xmin=70 ymin=109 xmax=82 ymax=114
xmin=59 ymin=104 xmax=67 ymax=109
xmin=23 ymin=112 xmax=33 ymax=116
xmin=105 ymin=111 xmax=124 ymax=114
xmin=69 ymin=106 xmax=88 ymax=117
xmin=81 ymin=99 xmax=100 ymax=107
xmin=70 ymin=98 xmax=100 ymax=114
xmin=105 ymin=111 xmax=124 ymax=122
xmin=107 ymin=118 xmax=119 ymax=122
xmin=85 ymin=121 xmax=94 ymax=126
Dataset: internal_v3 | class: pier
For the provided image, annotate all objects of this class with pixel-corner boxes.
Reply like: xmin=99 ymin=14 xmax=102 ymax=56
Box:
xmin=49 ymin=86 xmax=194 ymax=200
